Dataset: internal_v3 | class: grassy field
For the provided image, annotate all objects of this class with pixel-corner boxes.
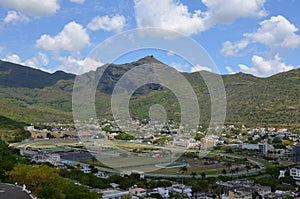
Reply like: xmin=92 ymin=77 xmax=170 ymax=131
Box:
xmin=11 ymin=139 xmax=268 ymax=175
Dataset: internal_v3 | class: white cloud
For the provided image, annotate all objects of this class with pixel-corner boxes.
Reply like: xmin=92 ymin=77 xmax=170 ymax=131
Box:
xmin=203 ymin=0 xmax=266 ymax=25
xmin=3 ymin=10 xmax=29 ymax=24
xmin=225 ymin=66 xmax=235 ymax=74
xmin=2 ymin=52 xmax=49 ymax=70
xmin=36 ymin=21 xmax=90 ymax=52
xmin=134 ymin=0 xmax=207 ymax=36
xmin=238 ymin=54 xmax=294 ymax=77
xmin=69 ymin=0 xmax=85 ymax=4
xmin=3 ymin=53 xmax=21 ymax=64
xmin=87 ymin=15 xmax=126 ymax=32
xmin=191 ymin=64 xmax=212 ymax=72
xmin=221 ymin=39 xmax=249 ymax=56
xmin=245 ymin=15 xmax=300 ymax=51
xmin=170 ymin=62 xmax=189 ymax=72
xmin=0 ymin=0 xmax=60 ymax=16
xmin=57 ymin=56 xmax=104 ymax=74
xmin=24 ymin=53 xmax=49 ymax=69
xmin=134 ymin=0 xmax=266 ymax=36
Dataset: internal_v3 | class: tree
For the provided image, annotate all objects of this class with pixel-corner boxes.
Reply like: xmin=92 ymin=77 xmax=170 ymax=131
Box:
xmin=191 ymin=180 xmax=209 ymax=192
xmin=272 ymin=137 xmax=282 ymax=144
xmin=89 ymin=165 xmax=98 ymax=173
xmin=282 ymin=195 xmax=294 ymax=199
xmin=266 ymin=166 xmax=284 ymax=178
xmin=222 ymin=169 xmax=227 ymax=175
xmin=230 ymin=169 xmax=235 ymax=177
xmin=246 ymin=165 xmax=251 ymax=174
xmin=179 ymin=166 xmax=187 ymax=174
xmin=122 ymin=194 xmax=132 ymax=199
xmin=6 ymin=164 xmax=101 ymax=199
xmin=46 ymin=132 xmax=54 ymax=139
xmin=201 ymin=172 xmax=206 ymax=180
xmin=0 ymin=140 xmax=17 ymax=180
xmin=6 ymin=164 xmax=59 ymax=194
xmin=225 ymin=162 xmax=232 ymax=169
xmin=253 ymin=164 xmax=260 ymax=171
xmin=190 ymin=172 xmax=197 ymax=179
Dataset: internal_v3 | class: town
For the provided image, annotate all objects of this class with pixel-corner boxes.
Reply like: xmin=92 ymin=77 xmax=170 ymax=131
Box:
xmin=5 ymin=119 xmax=300 ymax=199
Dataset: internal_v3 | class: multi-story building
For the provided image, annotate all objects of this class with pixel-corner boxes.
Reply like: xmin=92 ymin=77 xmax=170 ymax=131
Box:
xmin=290 ymin=166 xmax=300 ymax=181
xmin=292 ymin=143 xmax=300 ymax=162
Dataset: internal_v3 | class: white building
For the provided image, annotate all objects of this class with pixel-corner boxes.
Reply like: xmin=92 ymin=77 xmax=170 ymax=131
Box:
xmin=80 ymin=166 xmax=91 ymax=173
xmin=241 ymin=143 xmax=268 ymax=154
xmin=254 ymin=185 xmax=271 ymax=197
xmin=156 ymin=187 xmax=170 ymax=198
xmin=290 ymin=166 xmax=300 ymax=181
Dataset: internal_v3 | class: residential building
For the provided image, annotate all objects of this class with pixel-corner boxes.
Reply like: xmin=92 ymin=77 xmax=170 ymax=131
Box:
xmin=155 ymin=187 xmax=170 ymax=198
xmin=129 ymin=187 xmax=146 ymax=197
xmin=228 ymin=189 xmax=252 ymax=199
xmin=241 ymin=143 xmax=268 ymax=154
xmin=292 ymin=143 xmax=300 ymax=162
xmin=290 ymin=166 xmax=300 ymax=181
xmin=80 ymin=166 xmax=91 ymax=173
xmin=253 ymin=185 xmax=271 ymax=197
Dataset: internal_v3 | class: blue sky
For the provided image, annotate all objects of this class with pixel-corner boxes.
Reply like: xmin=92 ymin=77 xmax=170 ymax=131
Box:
xmin=0 ymin=0 xmax=300 ymax=77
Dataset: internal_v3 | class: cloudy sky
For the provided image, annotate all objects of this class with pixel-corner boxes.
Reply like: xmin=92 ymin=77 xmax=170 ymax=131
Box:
xmin=0 ymin=0 xmax=299 ymax=77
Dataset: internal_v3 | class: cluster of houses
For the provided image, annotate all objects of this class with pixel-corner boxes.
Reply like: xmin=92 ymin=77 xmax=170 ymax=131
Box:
xmin=22 ymin=123 xmax=300 ymax=198
xmin=97 ymin=179 xmax=297 ymax=199
xmin=99 ymin=183 xmax=192 ymax=199
xmin=217 ymin=180 xmax=296 ymax=199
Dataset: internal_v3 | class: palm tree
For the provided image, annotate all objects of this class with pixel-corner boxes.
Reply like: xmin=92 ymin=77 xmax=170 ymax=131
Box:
xmin=246 ymin=165 xmax=251 ymax=175
xmin=230 ymin=169 xmax=235 ymax=177
xmin=201 ymin=172 xmax=206 ymax=180
xmin=225 ymin=162 xmax=232 ymax=170
xmin=235 ymin=167 xmax=239 ymax=174
xmin=190 ymin=172 xmax=197 ymax=179
xmin=222 ymin=169 xmax=227 ymax=175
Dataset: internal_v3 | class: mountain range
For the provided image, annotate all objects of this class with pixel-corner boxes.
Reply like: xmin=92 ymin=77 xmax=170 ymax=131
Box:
xmin=0 ymin=56 xmax=299 ymax=128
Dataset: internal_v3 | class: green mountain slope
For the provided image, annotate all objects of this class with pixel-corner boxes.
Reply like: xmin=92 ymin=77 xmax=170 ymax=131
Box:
xmin=0 ymin=56 xmax=299 ymax=127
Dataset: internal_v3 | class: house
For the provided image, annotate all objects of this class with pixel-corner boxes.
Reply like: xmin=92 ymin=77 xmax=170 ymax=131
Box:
xmin=241 ymin=143 xmax=268 ymax=154
xmin=171 ymin=184 xmax=192 ymax=198
xmin=192 ymin=192 xmax=207 ymax=199
xmin=253 ymin=185 xmax=271 ymax=197
xmin=289 ymin=166 xmax=300 ymax=181
xmin=292 ymin=143 xmax=300 ymax=162
xmin=80 ymin=166 xmax=91 ymax=173
xmin=228 ymin=188 xmax=252 ymax=199
xmin=155 ymin=187 xmax=170 ymax=198
xmin=129 ymin=187 xmax=146 ymax=197
xmin=78 ymin=131 xmax=93 ymax=142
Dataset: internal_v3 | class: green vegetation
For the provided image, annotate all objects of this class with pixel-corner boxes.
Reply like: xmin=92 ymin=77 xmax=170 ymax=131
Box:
xmin=0 ymin=140 xmax=18 ymax=180
xmin=0 ymin=57 xmax=300 ymax=127
xmin=59 ymin=168 xmax=110 ymax=189
xmin=0 ymin=139 xmax=101 ymax=198
xmin=0 ymin=116 xmax=30 ymax=142
xmin=6 ymin=164 xmax=100 ymax=199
